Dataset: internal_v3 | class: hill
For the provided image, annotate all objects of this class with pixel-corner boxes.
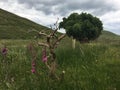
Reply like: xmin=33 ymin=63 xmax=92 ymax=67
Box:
xmin=95 ymin=30 xmax=120 ymax=44
xmin=0 ymin=8 xmax=50 ymax=39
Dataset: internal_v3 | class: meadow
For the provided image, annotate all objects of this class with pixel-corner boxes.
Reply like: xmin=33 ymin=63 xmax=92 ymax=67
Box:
xmin=0 ymin=37 xmax=120 ymax=90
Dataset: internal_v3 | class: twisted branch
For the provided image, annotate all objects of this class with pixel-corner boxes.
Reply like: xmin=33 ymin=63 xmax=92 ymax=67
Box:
xmin=53 ymin=34 xmax=66 ymax=47
xmin=38 ymin=42 xmax=49 ymax=47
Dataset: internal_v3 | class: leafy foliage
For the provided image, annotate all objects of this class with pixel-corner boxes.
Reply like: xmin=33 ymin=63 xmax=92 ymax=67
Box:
xmin=59 ymin=12 xmax=103 ymax=42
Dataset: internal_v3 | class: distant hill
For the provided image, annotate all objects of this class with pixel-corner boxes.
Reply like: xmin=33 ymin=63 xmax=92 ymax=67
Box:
xmin=0 ymin=8 xmax=50 ymax=39
xmin=95 ymin=30 xmax=120 ymax=44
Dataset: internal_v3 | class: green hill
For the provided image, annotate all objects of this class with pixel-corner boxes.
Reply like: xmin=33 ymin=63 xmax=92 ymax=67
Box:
xmin=0 ymin=8 xmax=50 ymax=39
xmin=95 ymin=31 xmax=120 ymax=44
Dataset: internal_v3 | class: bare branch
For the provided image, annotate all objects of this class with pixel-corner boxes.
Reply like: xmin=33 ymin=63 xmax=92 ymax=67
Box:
xmin=49 ymin=18 xmax=59 ymax=37
xmin=45 ymin=62 xmax=51 ymax=70
xmin=55 ymin=18 xmax=59 ymax=29
xmin=50 ymin=28 xmax=58 ymax=37
xmin=39 ymin=32 xmax=48 ymax=37
xmin=38 ymin=42 xmax=49 ymax=47
xmin=28 ymin=29 xmax=48 ymax=37
xmin=53 ymin=34 xmax=66 ymax=47
xmin=53 ymin=34 xmax=58 ymax=39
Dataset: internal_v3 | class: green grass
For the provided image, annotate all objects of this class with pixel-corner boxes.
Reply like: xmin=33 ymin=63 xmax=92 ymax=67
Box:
xmin=0 ymin=37 xmax=120 ymax=90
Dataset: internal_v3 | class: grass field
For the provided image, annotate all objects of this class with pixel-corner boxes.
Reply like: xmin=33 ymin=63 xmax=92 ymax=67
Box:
xmin=0 ymin=37 xmax=120 ymax=90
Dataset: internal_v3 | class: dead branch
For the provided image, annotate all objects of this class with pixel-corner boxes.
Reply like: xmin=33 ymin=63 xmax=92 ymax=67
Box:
xmin=50 ymin=28 xmax=58 ymax=37
xmin=38 ymin=42 xmax=49 ymax=47
xmin=28 ymin=29 xmax=48 ymax=37
xmin=45 ymin=62 xmax=51 ymax=70
xmin=53 ymin=34 xmax=66 ymax=47
xmin=39 ymin=32 xmax=48 ymax=37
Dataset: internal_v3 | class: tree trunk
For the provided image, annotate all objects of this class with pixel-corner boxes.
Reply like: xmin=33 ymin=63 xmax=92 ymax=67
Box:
xmin=49 ymin=48 xmax=58 ymax=79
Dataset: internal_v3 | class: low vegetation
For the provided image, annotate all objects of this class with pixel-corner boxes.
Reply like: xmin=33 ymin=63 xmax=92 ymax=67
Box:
xmin=0 ymin=35 xmax=120 ymax=90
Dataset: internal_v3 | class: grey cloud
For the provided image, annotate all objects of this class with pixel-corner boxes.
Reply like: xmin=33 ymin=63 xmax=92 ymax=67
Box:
xmin=16 ymin=0 xmax=118 ymax=16
xmin=17 ymin=0 xmax=66 ymax=15
xmin=0 ymin=0 xmax=8 ymax=1
xmin=103 ymin=22 xmax=120 ymax=35
xmin=0 ymin=0 xmax=9 ymax=3
xmin=65 ymin=0 xmax=117 ymax=15
xmin=17 ymin=0 xmax=65 ymax=8
xmin=92 ymin=8 xmax=116 ymax=16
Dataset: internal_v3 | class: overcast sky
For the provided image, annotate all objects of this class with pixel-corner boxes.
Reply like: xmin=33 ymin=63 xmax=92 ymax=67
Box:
xmin=0 ymin=0 xmax=120 ymax=35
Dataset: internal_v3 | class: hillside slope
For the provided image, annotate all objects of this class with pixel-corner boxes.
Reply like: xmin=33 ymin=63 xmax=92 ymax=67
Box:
xmin=0 ymin=8 xmax=50 ymax=39
xmin=95 ymin=30 xmax=120 ymax=44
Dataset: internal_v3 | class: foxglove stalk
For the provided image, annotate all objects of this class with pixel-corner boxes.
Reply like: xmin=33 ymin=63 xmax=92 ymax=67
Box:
xmin=31 ymin=61 xmax=36 ymax=73
xmin=1 ymin=47 xmax=7 ymax=55
xmin=42 ymin=47 xmax=48 ymax=62
xmin=31 ymin=67 xmax=35 ymax=73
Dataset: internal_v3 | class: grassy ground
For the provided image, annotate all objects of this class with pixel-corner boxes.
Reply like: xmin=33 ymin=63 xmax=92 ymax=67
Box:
xmin=0 ymin=37 xmax=120 ymax=90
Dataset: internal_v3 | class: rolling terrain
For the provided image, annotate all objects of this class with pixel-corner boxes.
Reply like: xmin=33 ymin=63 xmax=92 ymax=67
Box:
xmin=0 ymin=8 xmax=49 ymax=39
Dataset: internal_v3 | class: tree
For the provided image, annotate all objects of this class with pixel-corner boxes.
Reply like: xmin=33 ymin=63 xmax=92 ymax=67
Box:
xmin=29 ymin=19 xmax=66 ymax=80
xmin=59 ymin=12 xmax=103 ymax=42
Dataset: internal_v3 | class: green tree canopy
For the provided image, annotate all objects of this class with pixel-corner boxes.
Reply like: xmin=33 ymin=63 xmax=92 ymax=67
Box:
xmin=59 ymin=12 xmax=103 ymax=42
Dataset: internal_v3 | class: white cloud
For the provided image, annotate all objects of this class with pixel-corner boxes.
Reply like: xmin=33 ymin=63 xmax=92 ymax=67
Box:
xmin=100 ymin=10 xmax=120 ymax=35
xmin=106 ymin=0 xmax=120 ymax=9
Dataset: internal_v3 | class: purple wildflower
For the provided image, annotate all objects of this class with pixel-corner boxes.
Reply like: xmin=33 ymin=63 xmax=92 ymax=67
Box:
xmin=42 ymin=57 xmax=47 ymax=62
xmin=31 ymin=67 xmax=35 ymax=73
xmin=42 ymin=47 xmax=48 ymax=62
xmin=31 ymin=60 xmax=36 ymax=73
xmin=32 ymin=62 xmax=35 ymax=66
xmin=32 ymin=60 xmax=36 ymax=66
xmin=1 ymin=47 xmax=7 ymax=55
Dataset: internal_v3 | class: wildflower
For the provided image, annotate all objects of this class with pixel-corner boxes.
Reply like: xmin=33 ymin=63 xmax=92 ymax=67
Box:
xmin=42 ymin=47 xmax=48 ymax=62
xmin=32 ymin=61 xmax=35 ymax=66
xmin=31 ymin=67 xmax=35 ymax=73
xmin=42 ymin=56 xmax=48 ymax=62
xmin=31 ymin=60 xmax=36 ymax=73
xmin=1 ymin=47 xmax=7 ymax=55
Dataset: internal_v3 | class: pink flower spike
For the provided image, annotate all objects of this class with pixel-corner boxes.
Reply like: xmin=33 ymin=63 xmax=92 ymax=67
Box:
xmin=31 ymin=68 xmax=35 ymax=73
xmin=2 ymin=47 xmax=7 ymax=55
xmin=42 ymin=47 xmax=48 ymax=62
xmin=42 ymin=56 xmax=48 ymax=62
xmin=32 ymin=62 xmax=35 ymax=66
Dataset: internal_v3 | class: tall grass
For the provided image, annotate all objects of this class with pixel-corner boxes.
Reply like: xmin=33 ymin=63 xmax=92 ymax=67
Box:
xmin=0 ymin=38 xmax=120 ymax=90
